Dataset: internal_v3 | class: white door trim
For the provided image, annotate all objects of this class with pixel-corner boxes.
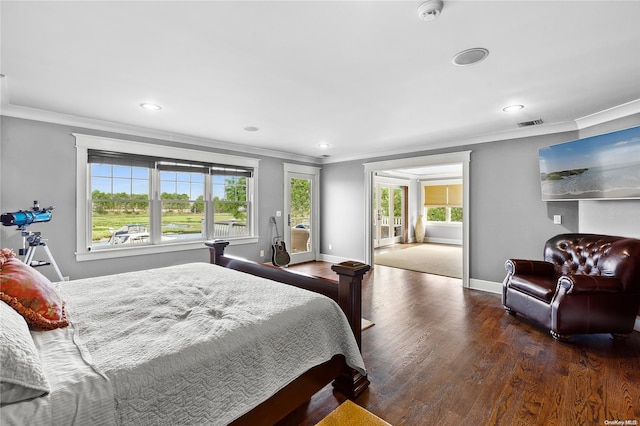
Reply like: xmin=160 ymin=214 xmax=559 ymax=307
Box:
xmin=363 ymin=151 xmax=472 ymax=288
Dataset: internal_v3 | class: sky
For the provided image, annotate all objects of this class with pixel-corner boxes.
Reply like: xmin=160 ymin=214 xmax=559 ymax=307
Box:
xmin=539 ymin=125 xmax=640 ymax=174
xmin=91 ymin=167 xmax=228 ymax=199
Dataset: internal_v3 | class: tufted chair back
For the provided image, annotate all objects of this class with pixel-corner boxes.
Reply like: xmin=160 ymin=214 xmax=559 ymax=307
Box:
xmin=543 ymin=233 xmax=640 ymax=292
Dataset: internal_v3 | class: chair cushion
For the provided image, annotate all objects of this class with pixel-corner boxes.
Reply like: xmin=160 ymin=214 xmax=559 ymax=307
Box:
xmin=509 ymin=274 xmax=557 ymax=303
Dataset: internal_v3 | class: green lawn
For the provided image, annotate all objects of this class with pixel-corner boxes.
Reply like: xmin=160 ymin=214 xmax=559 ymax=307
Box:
xmin=92 ymin=212 xmax=237 ymax=241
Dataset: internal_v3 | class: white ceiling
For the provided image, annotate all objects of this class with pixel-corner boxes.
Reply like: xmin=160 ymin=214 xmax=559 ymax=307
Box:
xmin=2 ymin=1 xmax=640 ymax=163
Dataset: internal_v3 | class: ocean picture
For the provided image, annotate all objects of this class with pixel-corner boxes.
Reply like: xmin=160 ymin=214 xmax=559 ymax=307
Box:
xmin=539 ymin=125 xmax=640 ymax=201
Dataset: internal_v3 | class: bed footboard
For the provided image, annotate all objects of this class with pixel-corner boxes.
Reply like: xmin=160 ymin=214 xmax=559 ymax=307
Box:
xmin=205 ymin=240 xmax=370 ymax=405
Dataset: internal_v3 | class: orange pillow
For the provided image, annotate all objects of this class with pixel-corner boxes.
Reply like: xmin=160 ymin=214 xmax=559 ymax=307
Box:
xmin=0 ymin=253 xmax=68 ymax=331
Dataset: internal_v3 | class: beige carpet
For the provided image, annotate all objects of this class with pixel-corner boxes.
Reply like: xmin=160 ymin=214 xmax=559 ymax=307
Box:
xmin=316 ymin=400 xmax=391 ymax=426
xmin=374 ymin=243 xmax=462 ymax=278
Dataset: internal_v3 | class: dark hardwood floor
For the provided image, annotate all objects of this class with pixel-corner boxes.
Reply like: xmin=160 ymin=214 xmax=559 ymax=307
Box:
xmin=279 ymin=262 xmax=640 ymax=426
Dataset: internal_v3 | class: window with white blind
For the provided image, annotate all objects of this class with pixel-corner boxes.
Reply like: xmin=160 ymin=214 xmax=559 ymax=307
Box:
xmin=75 ymin=134 xmax=259 ymax=260
xmin=423 ymin=182 xmax=463 ymax=223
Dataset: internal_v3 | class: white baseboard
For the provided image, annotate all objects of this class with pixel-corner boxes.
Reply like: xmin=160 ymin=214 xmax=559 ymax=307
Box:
xmin=318 ymin=253 xmax=353 ymax=264
xmin=424 ymin=237 xmax=462 ymax=246
xmin=469 ymin=278 xmax=502 ymax=295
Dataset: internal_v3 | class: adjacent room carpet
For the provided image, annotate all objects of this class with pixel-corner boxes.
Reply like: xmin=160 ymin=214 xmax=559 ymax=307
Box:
xmin=315 ymin=400 xmax=391 ymax=426
xmin=374 ymin=243 xmax=462 ymax=278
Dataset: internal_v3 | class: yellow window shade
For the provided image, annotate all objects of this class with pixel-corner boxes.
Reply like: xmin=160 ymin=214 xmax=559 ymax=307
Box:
xmin=424 ymin=185 xmax=447 ymax=206
xmin=448 ymin=184 xmax=463 ymax=207
xmin=424 ymin=184 xmax=463 ymax=206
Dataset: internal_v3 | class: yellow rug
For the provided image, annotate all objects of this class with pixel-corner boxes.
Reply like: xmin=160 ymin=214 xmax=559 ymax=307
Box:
xmin=316 ymin=400 xmax=391 ymax=426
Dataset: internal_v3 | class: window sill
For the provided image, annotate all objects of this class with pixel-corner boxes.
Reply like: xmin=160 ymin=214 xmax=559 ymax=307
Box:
xmin=76 ymin=236 xmax=258 ymax=262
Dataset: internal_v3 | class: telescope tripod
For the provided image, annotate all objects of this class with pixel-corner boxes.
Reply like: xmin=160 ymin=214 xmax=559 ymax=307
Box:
xmin=20 ymin=231 xmax=64 ymax=282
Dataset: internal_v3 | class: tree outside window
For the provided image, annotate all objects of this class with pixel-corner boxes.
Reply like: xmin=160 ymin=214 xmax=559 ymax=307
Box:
xmin=213 ymin=176 xmax=250 ymax=237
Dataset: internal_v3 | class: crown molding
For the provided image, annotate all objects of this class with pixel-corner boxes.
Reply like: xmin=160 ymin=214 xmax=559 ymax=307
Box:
xmin=2 ymin=76 xmax=638 ymax=166
xmin=0 ymin=103 xmax=323 ymax=165
xmin=324 ymin=121 xmax=577 ymax=164
xmin=575 ymin=98 xmax=640 ymax=129
xmin=322 ymin=99 xmax=640 ymax=164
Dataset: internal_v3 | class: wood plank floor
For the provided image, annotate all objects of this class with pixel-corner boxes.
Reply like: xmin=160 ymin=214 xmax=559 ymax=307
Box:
xmin=278 ymin=262 xmax=640 ymax=426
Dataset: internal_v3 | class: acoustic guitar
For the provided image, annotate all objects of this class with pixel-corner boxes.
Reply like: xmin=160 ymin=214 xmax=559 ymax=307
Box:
xmin=270 ymin=216 xmax=290 ymax=267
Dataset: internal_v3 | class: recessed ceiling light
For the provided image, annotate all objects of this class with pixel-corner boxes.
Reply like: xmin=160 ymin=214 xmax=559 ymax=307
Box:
xmin=140 ymin=103 xmax=162 ymax=111
xmin=244 ymin=126 xmax=259 ymax=132
xmin=452 ymin=48 xmax=489 ymax=66
xmin=317 ymin=142 xmax=331 ymax=149
xmin=503 ymin=104 xmax=524 ymax=112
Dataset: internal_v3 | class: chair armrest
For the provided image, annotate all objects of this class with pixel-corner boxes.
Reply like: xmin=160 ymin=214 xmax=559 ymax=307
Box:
xmin=558 ymin=275 xmax=623 ymax=294
xmin=505 ymin=259 xmax=555 ymax=276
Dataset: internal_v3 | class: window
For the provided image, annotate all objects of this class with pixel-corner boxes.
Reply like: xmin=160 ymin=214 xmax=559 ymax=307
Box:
xmin=212 ymin=169 xmax=251 ymax=238
xmin=75 ymin=134 xmax=259 ymax=260
xmin=159 ymin=162 xmax=207 ymax=242
xmin=90 ymin=161 xmax=151 ymax=245
xmin=424 ymin=183 xmax=463 ymax=223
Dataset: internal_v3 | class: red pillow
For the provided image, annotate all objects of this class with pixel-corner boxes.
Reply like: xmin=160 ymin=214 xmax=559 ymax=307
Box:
xmin=0 ymin=254 xmax=68 ymax=331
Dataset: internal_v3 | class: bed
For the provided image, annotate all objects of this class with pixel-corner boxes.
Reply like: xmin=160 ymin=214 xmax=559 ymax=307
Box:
xmin=0 ymin=241 xmax=370 ymax=425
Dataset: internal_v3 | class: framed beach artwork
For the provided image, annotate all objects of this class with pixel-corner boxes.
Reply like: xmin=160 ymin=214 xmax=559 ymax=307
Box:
xmin=539 ymin=125 xmax=640 ymax=201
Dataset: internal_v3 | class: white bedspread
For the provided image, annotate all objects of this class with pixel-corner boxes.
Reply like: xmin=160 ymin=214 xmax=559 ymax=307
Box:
xmin=59 ymin=262 xmax=365 ymax=425
xmin=0 ymin=325 xmax=115 ymax=426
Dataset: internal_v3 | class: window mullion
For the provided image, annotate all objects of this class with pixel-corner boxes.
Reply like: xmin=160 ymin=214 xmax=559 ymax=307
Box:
xmin=86 ymin=162 xmax=93 ymax=250
xmin=204 ymin=174 xmax=213 ymax=239
xmin=248 ymin=177 xmax=255 ymax=236
xmin=150 ymin=167 xmax=162 ymax=244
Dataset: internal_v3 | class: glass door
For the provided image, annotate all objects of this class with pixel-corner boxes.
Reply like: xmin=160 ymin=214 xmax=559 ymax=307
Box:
xmin=284 ymin=164 xmax=319 ymax=264
xmin=373 ymin=183 xmax=404 ymax=248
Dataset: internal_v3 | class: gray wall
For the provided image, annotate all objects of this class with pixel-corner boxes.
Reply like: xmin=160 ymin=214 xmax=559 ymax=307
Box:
xmin=320 ymin=160 xmax=367 ymax=259
xmin=322 ymin=114 xmax=640 ymax=284
xmin=0 ymin=116 xmax=301 ymax=280
xmin=3 ymin=113 xmax=639 ymax=284
xmin=468 ymin=132 xmax=579 ymax=282
xmin=424 ymin=223 xmax=462 ymax=244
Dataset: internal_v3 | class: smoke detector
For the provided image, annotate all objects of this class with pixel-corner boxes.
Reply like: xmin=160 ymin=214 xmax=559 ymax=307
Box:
xmin=418 ymin=0 xmax=444 ymax=21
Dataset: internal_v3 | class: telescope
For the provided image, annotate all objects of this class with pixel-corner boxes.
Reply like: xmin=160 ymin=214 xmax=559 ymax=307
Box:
xmin=1 ymin=201 xmax=55 ymax=230
xmin=0 ymin=200 xmax=63 ymax=281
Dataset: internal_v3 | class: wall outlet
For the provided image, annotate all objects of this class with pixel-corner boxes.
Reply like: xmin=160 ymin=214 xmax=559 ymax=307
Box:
xmin=276 ymin=211 xmax=282 ymax=217
xmin=553 ymin=215 xmax=562 ymax=225
xmin=329 ymin=244 xmax=332 ymax=250
xmin=259 ymin=250 xmax=265 ymax=257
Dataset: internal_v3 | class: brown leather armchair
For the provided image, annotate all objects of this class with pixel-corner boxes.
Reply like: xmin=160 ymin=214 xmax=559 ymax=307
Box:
xmin=502 ymin=233 xmax=640 ymax=340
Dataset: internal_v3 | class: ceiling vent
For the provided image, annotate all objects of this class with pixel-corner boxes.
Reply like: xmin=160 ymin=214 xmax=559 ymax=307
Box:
xmin=452 ymin=48 xmax=489 ymax=66
xmin=517 ymin=119 xmax=544 ymax=127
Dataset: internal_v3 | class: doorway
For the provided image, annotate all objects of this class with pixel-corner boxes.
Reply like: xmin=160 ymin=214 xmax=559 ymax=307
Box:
xmin=363 ymin=152 xmax=471 ymax=287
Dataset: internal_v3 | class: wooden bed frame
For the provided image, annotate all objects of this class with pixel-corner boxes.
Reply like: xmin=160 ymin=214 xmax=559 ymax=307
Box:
xmin=206 ymin=240 xmax=370 ymax=425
